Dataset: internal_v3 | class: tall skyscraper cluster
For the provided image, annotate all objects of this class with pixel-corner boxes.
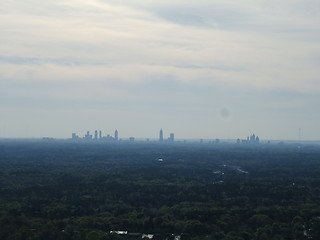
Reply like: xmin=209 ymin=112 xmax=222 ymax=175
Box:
xmin=71 ymin=129 xmax=175 ymax=143
xmin=71 ymin=129 xmax=262 ymax=145
xmin=239 ymin=134 xmax=260 ymax=144
xmin=72 ymin=130 xmax=119 ymax=141
xmin=159 ymin=129 xmax=175 ymax=142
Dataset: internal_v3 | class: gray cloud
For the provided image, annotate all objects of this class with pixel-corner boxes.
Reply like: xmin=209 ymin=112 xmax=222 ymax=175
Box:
xmin=0 ymin=0 xmax=320 ymax=139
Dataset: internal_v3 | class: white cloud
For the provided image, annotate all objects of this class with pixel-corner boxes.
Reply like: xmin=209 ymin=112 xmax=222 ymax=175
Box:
xmin=1 ymin=0 xmax=319 ymax=91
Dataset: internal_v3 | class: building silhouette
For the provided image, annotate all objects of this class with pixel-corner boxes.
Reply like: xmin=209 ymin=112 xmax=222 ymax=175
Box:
xmin=85 ymin=131 xmax=92 ymax=140
xmin=243 ymin=134 xmax=260 ymax=144
xmin=169 ymin=133 xmax=174 ymax=142
xmin=71 ymin=133 xmax=79 ymax=140
xmin=159 ymin=129 xmax=163 ymax=142
xmin=115 ymin=130 xmax=118 ymax=141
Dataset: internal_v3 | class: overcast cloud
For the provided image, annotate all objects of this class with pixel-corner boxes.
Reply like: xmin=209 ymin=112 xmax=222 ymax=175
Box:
xmin=0 ymin=0 xmax=320 ymax=140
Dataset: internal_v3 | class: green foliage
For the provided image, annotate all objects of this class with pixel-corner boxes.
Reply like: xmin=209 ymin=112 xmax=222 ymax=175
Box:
xmin=0 ymin=141 xmax=320 ymax=239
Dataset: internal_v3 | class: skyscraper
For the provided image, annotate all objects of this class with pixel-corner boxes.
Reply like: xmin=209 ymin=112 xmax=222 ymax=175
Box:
xmin=159 ymin=129 xmax=163 ymax=142
xmin=94 ymin=130 xmax=98 ymax=140
xmin=71 ymin=133 xmax=78 ymax=140
xmin=85 ymin=131 xmax=92 ymax=140
xmin=245 ymin=134 xmax=260 ymax=144
xmin=169 ymin=133 xmax=174 ymax=142
xmin=114 ymin=129 xmax=118 ymax=141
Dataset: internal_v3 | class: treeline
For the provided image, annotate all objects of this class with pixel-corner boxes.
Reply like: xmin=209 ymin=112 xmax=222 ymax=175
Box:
xmin=0 ymin=141 xmax=320 ymax=239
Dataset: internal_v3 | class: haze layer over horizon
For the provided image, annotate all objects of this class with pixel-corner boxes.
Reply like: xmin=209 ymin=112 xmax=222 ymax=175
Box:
xmin=1 ymin=0 xmax=320 ymax=140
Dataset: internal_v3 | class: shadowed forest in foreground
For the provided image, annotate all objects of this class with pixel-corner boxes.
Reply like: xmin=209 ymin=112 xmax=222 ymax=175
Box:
xmin=0 ymin=141 xmax=320 ymax=240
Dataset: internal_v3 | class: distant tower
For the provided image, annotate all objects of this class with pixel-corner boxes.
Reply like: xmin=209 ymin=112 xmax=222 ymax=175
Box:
xmin=72 ymin=133 xmax=78 ymax=140
xmin=250 ymin=134 xmax=255 ymax=143
xmin=169 ymin=133 xmax=174 ymax=142
xmin=299 ymin=128 xmax=301 ymax=143
xmin=114 ymin=130 xmax=118 ymax=141
xmin=94 ymin=130 xmax=98 ymax=140
xmin=85 ymin=131 xmax=92 ymax=140
xmin=159 ymin=129 xmax=163 ymax=142
xmin=99 ymin=130 xmax=102 ymax=139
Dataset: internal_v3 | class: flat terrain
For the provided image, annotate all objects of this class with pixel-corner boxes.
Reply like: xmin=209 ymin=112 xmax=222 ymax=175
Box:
xmin=0 ymin=140 xmax=320 ymax=240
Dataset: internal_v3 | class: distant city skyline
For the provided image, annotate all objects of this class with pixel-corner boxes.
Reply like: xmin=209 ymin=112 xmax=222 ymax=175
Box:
xmin=0 ymin=124 xmax=311 ymax=142
xmin=44 ymin=129 xmax=316 ymax=145
xmin=72 ymin=129 xmax=119 ymax=141
xmin=0 ymin=126 xmax=310 ymax=142
xmin=1 ymin=0 xmax=319 ymax=140
xmin=68 ymin=129 xmax=263 ymax=144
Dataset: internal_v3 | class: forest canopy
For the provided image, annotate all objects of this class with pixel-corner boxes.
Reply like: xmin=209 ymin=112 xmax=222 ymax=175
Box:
xmin=0 ymin=140 xmax=320 ymax=240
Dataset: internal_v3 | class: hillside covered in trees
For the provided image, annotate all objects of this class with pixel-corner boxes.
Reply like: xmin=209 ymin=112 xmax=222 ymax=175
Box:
xmin=0 ymin=140 xmax=320 ymax=240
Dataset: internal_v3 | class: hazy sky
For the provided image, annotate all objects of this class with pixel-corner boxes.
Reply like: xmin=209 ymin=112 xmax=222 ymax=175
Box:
xmin=1 ymin=0 xmax=320 ymax=140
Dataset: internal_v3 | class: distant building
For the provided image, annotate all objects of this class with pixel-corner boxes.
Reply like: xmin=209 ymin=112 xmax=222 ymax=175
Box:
xmin=99 ymin=130 xmax=102 ymax=139
xmin=243 ymin=134 xmax=260 ymax=144
xmin=169 ymin=133 xmax=174 ymax=142
xmin=250 ymin=134 xmax=255 ymax=142
xmin=85 ymin=131 xmax=92 ymax=140
xmin=115 ymin=129 xmax=118 ymax=141
xmin=71 ymin=133 xmax=79 ymax=140
xmin=129 ymin=137 xmax=135 ymax=142
xmin=159 ymin=129 xmax=163 ymax=142
xmin=94 ymin=130 xmax=98 ymax=140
